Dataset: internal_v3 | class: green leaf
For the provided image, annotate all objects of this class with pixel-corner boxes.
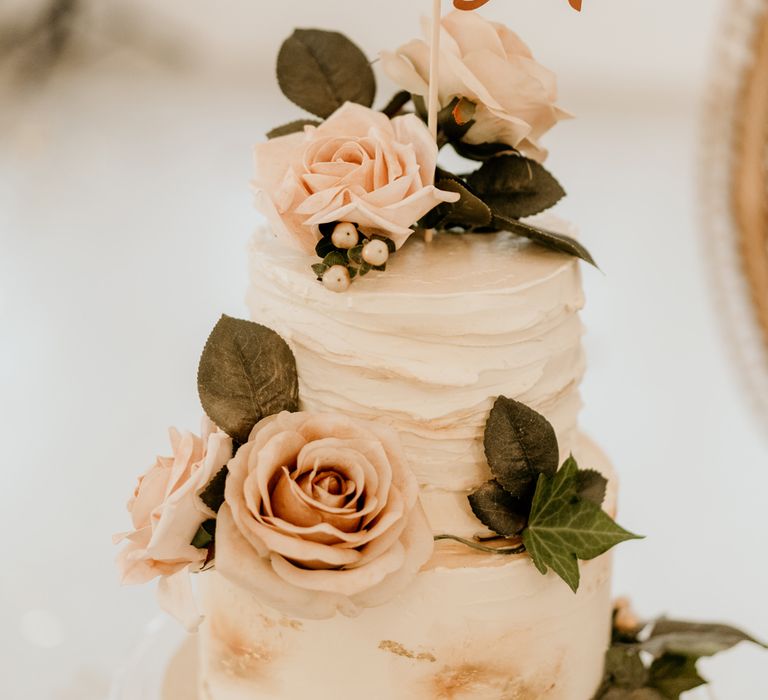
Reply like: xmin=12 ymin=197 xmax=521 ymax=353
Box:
xmin=467 ymin=155 xmax=565 ymax=219
xmin=452 ymin=140 xmax=519 ymax=162
xmin=277 ymin=29 xmax=376 ymax=119
xmin=468 ymin=480 xmax=528 ymax=536
xmin=348 ymin=244 xmax=364 ymax=265
xmin=577 ymin=468 xmax=608 ymax=506
xmin=648 ymin=655 xmax=706 ymax=699
xmin=483 ymin=396 xmax=559 ymax=501
xmin=322 ymin=250 xmax=348 ymax=267
xmin=494 ymin=214 xmax=598 ymax=267
xmin=598 ymin=690 xmax=667 ymax=700
xmin=603 ymin=646 xmax=649 ymax=690
xmin=199 ymin=466 xmax=229 ymax=513
xmin=429 ymin=177 xmax=493 ymax=230
xmin=197 ymin=315 xmax=299 ymax=444
xmin=191 ymin=519 xmax=216 ymax=549
xmin=522 ymin=459 xmax=643 ymax=592
xmin=267 ymin=119 xmax=321 ymax=139
xmin=641 ymin=619 xmax=767 ymax=659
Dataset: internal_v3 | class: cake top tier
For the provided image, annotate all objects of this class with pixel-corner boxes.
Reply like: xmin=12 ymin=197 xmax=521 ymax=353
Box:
xmin=253 ymin=215 xmax=581 ymax=299
xmin=252 ymin=10 xmax=596 ymax=294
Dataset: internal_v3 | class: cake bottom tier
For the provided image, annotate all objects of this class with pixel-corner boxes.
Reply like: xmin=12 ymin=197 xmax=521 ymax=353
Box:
xmin=198 ymin=545 xmax=613 ymax=700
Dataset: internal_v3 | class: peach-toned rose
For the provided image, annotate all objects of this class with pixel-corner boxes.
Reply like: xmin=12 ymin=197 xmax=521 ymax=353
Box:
xmin=215 ymin=411 xmax=434 ymax=619
xmin=380 ymin=11 xmax=570 ymax=161
xmin=253 ymin=102 xmax=459 ymax=254
xmin=114 ymin=418 xmax=232 ymax=585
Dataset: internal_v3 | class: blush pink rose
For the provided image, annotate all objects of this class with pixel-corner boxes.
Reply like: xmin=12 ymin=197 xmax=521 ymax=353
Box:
xmin=114 ymin=418 xmax=232 ymax=585
xmin=380 ymin=11 xmax=570 ymax=161
xmin=252 ymin=102 xmax=459 ymax=254
xmin=215 ymin=411 xmax=434 ymax=619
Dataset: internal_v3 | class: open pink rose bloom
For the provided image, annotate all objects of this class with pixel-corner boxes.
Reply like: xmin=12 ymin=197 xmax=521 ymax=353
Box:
xmin=215 ymin=411 xmax=435 ymax=619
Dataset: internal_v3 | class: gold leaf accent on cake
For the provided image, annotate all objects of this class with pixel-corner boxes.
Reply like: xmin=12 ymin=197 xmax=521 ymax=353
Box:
xmin=379 ymin=639 xmax=437 ymax=662
xmin=211 ymin=616 xmax=277 ymax=682
xmin=429 ymin=660 xmax=559 ymax=699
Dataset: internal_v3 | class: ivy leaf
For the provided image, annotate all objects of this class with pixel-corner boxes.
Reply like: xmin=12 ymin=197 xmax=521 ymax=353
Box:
xmin=641 ymin=620 xmax=767 ymax=659
xmin=577 ymin=468 xmax=608 ymax=506
xmin=266 ymin=119 xmax=321 ymax=139
xmin=522 ymin=458 xmax=643 ymax=592
xmin=467 ymin=155 xmax=565 ymax=219
xmin=277 ymin=29 xmax=376 ymax=119
xmin=197 ymin=315 xmax=299 ymax=444
xmin=191 ymin=519 xmax=216 ymax=549
xmin=483 ymin=396 xmax=559 ymax=501
xmin=648 ymin=655 xmax=706 ymax=699
xmin=452 ymin=140 xmax=519 ymax=162
xmin=494 ymin=214 xmax=598 ymax=267
xmin=199 ymin=466 xmax=229 ymax=513
xmin=468 ymin=479 xmax=529 ymax=536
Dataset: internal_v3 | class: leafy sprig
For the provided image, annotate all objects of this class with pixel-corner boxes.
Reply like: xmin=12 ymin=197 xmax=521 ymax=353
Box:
xmin=444 ymin=396 xmax=641 ymax=591
xmin=595 ymin=603 xmax=768 ymax=699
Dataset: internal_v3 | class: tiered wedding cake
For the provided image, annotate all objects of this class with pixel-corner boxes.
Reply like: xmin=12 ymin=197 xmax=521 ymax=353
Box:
xmin=196 ymin=221 xmax=618 ymax=699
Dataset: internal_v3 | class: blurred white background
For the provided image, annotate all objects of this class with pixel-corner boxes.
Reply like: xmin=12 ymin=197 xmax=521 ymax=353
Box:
xmin=1 ymin=0 xmax=767 ymax=698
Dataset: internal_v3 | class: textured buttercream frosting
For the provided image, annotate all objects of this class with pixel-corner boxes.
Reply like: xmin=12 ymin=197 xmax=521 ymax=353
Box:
xmin=196 ymin=219 xmax=616 ymax=700
xmin=246 ymin=216 xmax=587 ymax=536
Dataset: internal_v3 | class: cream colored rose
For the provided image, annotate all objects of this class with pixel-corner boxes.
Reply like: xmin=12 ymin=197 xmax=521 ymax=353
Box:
xmin=380 ymin=10 xmax=570 ymax=161
xmin=253 ymin=102 xmax=459 ymax=254
xmin=114 ymin=418 xmax=232 ymax=585
xmin=215 ymin=411 xmax=434 ymax=619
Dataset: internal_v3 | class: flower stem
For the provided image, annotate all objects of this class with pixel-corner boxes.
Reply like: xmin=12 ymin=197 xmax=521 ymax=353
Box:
xmin=434 ymin=534 xmax=526 ymax=555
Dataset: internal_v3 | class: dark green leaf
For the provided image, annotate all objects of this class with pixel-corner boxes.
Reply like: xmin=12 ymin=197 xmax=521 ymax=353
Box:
xmin=311 ymin=263 xmax=329 ymax=278
xmin=315 ymin=236 xmax=336 ymax=258
xmin=494 ymin=214 xmax=598 ymax=267
xmin=468 ymin=479 xmax=528 ymax=536
xmin=199 ymin=466 xmax=229 ymax=513
xmin=191 ymin=519 xmax=216 ymax=549
xmin=603 ymin=646 xmax=649 ymax=690
xmin=483 ymin=396 xmax=559 ymax=501
xmin=359 ymin=261 xmax=371 ymax=276
xmin=642 ymin=619 xmax=767 ymax=659
xmin=522 ymin=459 xmax=643 ymax=592
xmin=277 ymin=29 xmax=376 ymax=119
xmin=577 ymin=467 xmax=608 ymax=506
xmin=467 ymin=155 xmax=565 ymax=218
xmin=431 ymin=177 xmax=493 ymax=230
xmin=371 ymin=234 xmax=397 ymax=253
xmin=452 ymin=140 xmax=519 ymax=161
xmin=648 ymin=655 xmax=706 ymax=699
xmin=197 ymin=315 xmax=299 ymax=444
xmin=266 ymin=119 xmax=321 ymax=139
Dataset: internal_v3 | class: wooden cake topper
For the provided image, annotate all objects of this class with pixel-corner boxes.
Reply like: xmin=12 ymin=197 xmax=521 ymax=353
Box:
xmin=453 ymin=0 xmax=583 ymax=10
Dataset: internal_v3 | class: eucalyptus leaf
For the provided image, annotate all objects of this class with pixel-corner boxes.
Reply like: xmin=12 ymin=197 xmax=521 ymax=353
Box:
xmin=199 ymin=466 xmax=229 ymax=513
xmin=277 ymin=29 xmax=376 ymax=119
xmin=468 ymin=479 xmax=528 ymax=537
xmin=483 ymin=396 xmax=559 ymax=500
xmin=577 ymin=467 xmax=608 ymax=507
xmin=494 ymin=214 xmax=598 ymax=267
xmin=648 ymin=655 xmax=706 ymax=699
xmin=467 ymin=155 xmax=565 ymax=218
xmin=267 ymin=119 xmax=321 ymax=139
xmin=522 ymin=459 xmax=643 ymax=592
xmin=197 ymin=316 xmax=299 ymax=444
xmin=641 ymin=620 xmax=767 ymax=659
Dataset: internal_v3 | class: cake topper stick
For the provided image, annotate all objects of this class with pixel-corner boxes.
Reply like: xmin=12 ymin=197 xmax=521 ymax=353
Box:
xmin=427 ymin=0 xmax=442 ymax=142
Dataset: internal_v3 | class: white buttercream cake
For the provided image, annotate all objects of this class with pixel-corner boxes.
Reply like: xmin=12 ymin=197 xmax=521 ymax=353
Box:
xmin=196 ymin=217 xmax=617 ymax=700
